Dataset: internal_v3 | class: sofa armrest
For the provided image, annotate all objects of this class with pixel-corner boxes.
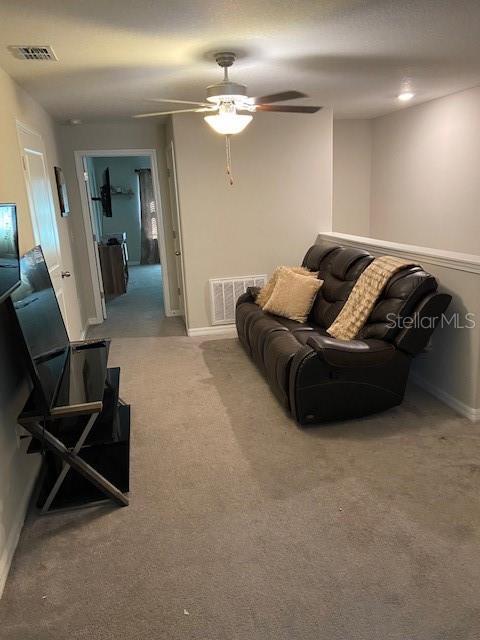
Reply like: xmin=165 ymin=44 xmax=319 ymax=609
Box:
xmin=236 ymin=286 xmax=260 ymax=307
xmin=306 ymin=334 xmax=396 ymax=367
xmin=394 ymin=292 xmax=452 ymax=355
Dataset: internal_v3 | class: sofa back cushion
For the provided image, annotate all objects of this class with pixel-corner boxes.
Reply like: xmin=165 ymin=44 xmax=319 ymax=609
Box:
xmin=358 ymin=268 xmax=437 ymax=340
xmin=302 ymin=244 xmax=438 ymax=341
xmin=303 ymin=245 xmax=373 ymax=329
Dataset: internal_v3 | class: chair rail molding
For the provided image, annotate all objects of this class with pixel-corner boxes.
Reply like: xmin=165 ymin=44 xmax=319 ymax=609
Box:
xmin=318 ymin=232 xmax=480 ymax=274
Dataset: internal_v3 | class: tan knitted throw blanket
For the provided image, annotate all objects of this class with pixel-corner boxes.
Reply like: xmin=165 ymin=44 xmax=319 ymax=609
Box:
xmin=327 ymin=255 xmax=417 ymax=341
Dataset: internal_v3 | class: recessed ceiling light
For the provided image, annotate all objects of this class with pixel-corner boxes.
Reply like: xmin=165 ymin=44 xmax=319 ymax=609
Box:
xmin=398 ymin=91 xmax=415 ymax=102
xmin=69 ymin=119 xmax=82 ymax=125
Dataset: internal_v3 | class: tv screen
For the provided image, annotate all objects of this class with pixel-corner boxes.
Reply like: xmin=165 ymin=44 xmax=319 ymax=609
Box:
xmin=11 ymin=246 xmax=69 ymax=409
xmin=101 ymin=168 xmax=112 ymax=217
xmin=0 ymin=203 xmax=20 ymax=303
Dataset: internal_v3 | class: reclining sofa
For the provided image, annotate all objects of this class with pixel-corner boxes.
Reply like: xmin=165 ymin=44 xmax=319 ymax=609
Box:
xmin=235 ymin=243 xmax=451 ymax=424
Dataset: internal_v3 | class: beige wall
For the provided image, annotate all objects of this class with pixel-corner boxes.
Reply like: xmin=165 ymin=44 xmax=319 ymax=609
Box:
xmin=333 ymin=119 xmax=371 ymax=236
xmin=172 ymin=109 xmax=333 ymax=329
xmin=370 ymin=86 xmax=480 ymax=255
xmin=56 ymin=121 xmax=179 ymax=326
xmin=332 ymin=86 xmax=480 ymax=257
xmin=0 ymin=66 xmax=82 ymax=594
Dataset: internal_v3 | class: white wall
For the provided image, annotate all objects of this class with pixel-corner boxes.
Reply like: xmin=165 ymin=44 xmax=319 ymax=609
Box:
xmin=333 ymin=119 xmax=371 ymax=236
xmin=370 ymin=86 xmax=480 ymax=255
xmin=57 ymin=122 xmax=180 ymax=325
xmin=0 ymin=66 xmax=82 ymax=595
xmin=172 ymin=110 xmax=333 ymax=329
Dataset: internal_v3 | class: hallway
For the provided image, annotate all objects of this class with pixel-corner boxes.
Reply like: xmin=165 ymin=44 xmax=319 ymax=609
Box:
xmin=88 ymin=264 xmax=185 ymax=339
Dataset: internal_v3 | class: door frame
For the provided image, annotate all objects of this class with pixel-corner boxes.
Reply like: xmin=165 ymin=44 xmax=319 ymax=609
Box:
xmin=74 ymin=148 xmax=176 ymax=323
xmin=165 ymin=140 xmax=189 ymax=328
xmin=80 ymin=154 xmax=107 ymax=321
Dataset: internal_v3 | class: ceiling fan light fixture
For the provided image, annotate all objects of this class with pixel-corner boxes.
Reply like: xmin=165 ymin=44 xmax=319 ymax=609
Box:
xmin=206 ymin=80 xmax=248 ymax=104
xmin=204 ymin=113 xmax=252 ymax=135
xmin=135 ymin=51 xmax=322 ymax=183
xmin=204 ymin=102 xmax=252 ymax=135
xmin=206 ymin=94 xmax=249 ymax=105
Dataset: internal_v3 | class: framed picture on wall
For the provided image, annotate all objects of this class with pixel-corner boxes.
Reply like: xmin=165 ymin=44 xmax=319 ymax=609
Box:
xmin=54 ymin=166 xmax=70 ymax=216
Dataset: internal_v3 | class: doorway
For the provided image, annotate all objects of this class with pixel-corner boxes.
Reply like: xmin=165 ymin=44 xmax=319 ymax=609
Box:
xmin=75 ymin=149 xmax=184 ymax=337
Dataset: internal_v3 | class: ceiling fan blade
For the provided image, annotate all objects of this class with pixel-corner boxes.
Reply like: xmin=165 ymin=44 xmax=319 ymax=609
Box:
xmin=147 ymin=98 xmax=211 ymax=107
xmin=249 ymin=90 xmax=307 ymax=105
xmin=133 ymin=107 xmax=216 ymax=119
xmin=253 ymin=104 xmax=323 ymax=113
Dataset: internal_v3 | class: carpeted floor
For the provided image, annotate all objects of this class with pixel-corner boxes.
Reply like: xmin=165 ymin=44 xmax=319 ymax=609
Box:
xmin=1 ymin=280 xmax=479 ymax=638
xmin=88 ymin=263 xmax=186 ymax=339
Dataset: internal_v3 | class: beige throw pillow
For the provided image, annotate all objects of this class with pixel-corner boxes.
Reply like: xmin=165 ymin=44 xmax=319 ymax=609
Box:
xmin=263 ymin=268 xmax=323 ymax=323
xmin=256 ymin=266 xmax=318 ymax=308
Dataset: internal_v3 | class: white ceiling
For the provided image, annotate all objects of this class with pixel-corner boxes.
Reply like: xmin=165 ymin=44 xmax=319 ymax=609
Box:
xmin=1 ymin=0 xmax=480 ymax=121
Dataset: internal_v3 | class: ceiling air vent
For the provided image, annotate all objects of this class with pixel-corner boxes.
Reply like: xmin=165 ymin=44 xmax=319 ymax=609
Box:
xmin=8 ymin=45 xmax=58 ymax=61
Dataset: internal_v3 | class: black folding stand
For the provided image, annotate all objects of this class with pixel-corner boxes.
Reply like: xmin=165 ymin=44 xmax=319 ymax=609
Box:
xmin=18 ymin=359 xmax=131 ymax=514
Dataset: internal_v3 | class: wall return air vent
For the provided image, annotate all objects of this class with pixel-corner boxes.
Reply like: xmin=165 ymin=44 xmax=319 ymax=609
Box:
xmin=9 ymin=45 xmax=58 ymax=61
xmin=210 ymin=275 xmax=267 ymax=325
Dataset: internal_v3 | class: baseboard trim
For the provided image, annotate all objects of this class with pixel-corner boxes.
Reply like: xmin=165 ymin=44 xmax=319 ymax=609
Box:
xmin=187 ymin=325 xmax=238 ymax=337
xmin=0 ymin=462 xmax=40 ymax=598
xmin=80 ymin=317 xmax=100 ymax=339
xmin=411 ymin=372 xmax=480 ymax=422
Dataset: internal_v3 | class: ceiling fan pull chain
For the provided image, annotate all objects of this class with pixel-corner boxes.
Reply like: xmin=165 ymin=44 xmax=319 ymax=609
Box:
xmin=225 ymin=134 xmax=234 ymax=186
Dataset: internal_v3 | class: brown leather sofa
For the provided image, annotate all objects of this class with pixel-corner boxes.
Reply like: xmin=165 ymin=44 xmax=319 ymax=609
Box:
xmin=235 ymin=244 xmax=451 ymax=424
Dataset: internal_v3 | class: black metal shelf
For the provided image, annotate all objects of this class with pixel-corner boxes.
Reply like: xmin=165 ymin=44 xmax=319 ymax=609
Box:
xmin=19 ymin=361 xmax=131 ymax=513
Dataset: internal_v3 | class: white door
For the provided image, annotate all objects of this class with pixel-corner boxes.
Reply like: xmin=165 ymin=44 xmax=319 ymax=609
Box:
xmin=82 ymin=156 xmax=107 ymax=319
xmin=165 ymin=141 xmax=185 ymax=316
xmin=17 ymin=123 xmax=76 ymax=337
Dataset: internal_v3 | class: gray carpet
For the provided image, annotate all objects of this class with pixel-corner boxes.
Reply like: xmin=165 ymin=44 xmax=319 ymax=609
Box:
xmin=88 ymin=264 xmax=186 ymax=339
xmin=1 ymin=313 xmax=479 ymax=637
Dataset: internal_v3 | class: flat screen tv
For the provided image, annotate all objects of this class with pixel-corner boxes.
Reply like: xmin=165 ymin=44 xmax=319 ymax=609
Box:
xmin=101 ymin=168 xmax=112 ymax=217
xmin=0 ymin=203 xmax=20 ymax=303
xmin=10 ymin=246 xmax=69 ymax=410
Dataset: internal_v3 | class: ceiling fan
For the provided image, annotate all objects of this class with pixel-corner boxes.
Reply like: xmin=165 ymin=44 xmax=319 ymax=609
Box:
xmin=134 ymin=52 xmax=322 ymax=184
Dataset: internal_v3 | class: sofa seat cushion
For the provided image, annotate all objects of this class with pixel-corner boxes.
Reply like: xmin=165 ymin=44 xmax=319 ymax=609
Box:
xmin=236 ymin=301 xmax=264 ymax=353
xmin=247 ymin=314 xmax=289 ymax=369
xmin=271 ymin=315 xmax=315 ymax=332
xmin=263 ymin=330 xmax=306 ymax=407
xmin=236 ymin=300 xmax=262 ymax=325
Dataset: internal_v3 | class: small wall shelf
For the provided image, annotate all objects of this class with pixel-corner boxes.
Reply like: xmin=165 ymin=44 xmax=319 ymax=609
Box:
xmin=110 ymin=186 xmax=134 ymax=197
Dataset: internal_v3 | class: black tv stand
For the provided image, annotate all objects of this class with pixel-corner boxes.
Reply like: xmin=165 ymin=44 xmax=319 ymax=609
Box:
xmin=18 ymin=350 xmax=131 ymax=514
